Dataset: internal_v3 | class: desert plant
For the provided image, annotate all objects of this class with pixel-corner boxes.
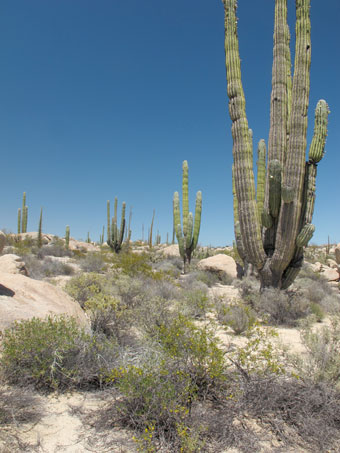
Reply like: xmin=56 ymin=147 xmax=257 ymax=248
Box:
xmin=173 ymin=160 xmax=202 ymax=273
xmin=107 ymin=197 xmax=126 ymax=253
xmin=223 ymin=0 xmax=330 ymax=289
xmin=148 ymin=209 xmax=155 ymax=249
xmin=65 ymin=225 xmax=70 ymax=249
xmin=37 ymin=208 xmax=43 ymax=248
xmin=216 ymin=299 xmax=256 ymax=335
xmin=1 ymin=315 xmax=117 ymax=390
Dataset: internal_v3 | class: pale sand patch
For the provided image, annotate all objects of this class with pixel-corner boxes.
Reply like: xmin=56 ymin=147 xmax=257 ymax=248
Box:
xmin=17 ymin=392 xmax=136 ymax=452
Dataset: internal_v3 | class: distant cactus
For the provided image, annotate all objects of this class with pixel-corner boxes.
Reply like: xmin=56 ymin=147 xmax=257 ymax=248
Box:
xmin=107 ymin=197 xmax=126 ymax=253
xmin=148 ymin=210 xmax=155 ymax=249
xmin=65 ymin=226 xmax=70 ymax=249
xmin=37 ymin=208 xmax=43 ymax=248
xmin=17 ymin=208 xmax=21 ymax=234
xmin=18 ymin=192 xmax=28 ymax=233
xmin=223 ymin=0 xmax=330 ymax=289
xmin=173 ymin=160 xmax=202 ymax=273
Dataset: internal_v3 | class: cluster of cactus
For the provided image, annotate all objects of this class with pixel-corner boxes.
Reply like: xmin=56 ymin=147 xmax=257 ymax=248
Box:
xmin=173 ymin=160 xmax=202 ymax=273
xmin=223 ymin=0 xmax=330 ymax=289
xmin=107 ymin=197 xmax=126 ymax=253
xmin=17 ymin=192 xmax=28 ymax=234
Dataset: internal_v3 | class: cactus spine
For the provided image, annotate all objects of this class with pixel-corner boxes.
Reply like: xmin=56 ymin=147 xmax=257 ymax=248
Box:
xmin=107 ymin=197 xmax=126 ymax=253
xmin=65 ymin=226 xmax=70 ymax=249
xmin=173 ymin=160 xmax=202 ymax=273
xmin=223 ymin=0 xmax=329 ymax=289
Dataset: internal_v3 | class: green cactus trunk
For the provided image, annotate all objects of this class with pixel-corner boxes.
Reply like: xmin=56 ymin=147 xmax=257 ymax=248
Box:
xmin=65 ymin=226 xmax=70 ymax=249
xmin=148 ymin=210 xmax=155 ymax=249
xmin=37 ymin=208 xmax=43 ymax=248
xmin=17 ymin=208 xmax=21 ymax=235
xmin=223 ymin=0 xmax=329 ymax=289
xmin=173 ymin=160 xmax=202 ymax=273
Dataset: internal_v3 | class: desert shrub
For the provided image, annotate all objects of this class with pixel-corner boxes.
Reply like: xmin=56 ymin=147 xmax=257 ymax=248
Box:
xmin=290 ymin=316 xmax=340 ymax=387
xmin=106 ymin=314 xmax=227 ymax=451
xmin=85 ymin=293 xmax=134 ymax=343
xmin=241 ymin=377 xmax=340 ymax=452
xmin=0 ymin=315 xmax=118 ymax=391
xmin=310 ymin=302 xmax=325 ymax=322
xmin=113 ymin=252 xmax=153 ymax=276
xmin=79 ymin=252 xmax=106 ymax=273
xmin=180 ymin=286 xmax=211 ymax=319
xmin=11 ymin=237 xmax=35 ymax=256
xmin=152 ymin=257 xmax=182 ymax=278
xmin=215 ymin=299 xmax=256 ymax=335
xmin=36 ymin=238 xmax=72 ymax=258
xmin=234 ymin=276 xmax=260 ymax=307
xmin=229 ymin=322 xmax=285 ymax=377
xmin=23 ymin=255 xmax=74 ymax=279
xmin=65 ymin=273 xmax=106 ymax=307
xmin=254 ymin=288 xmax=310 ymax=326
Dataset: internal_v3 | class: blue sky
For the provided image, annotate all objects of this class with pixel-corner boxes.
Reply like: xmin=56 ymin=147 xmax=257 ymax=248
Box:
xmin=0 ymin=0 xmax=339 ymax=246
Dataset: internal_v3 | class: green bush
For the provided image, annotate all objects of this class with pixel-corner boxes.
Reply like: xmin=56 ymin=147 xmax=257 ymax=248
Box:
xmin=291 ymin=315 xmax=340 ymax=387
xmin=65 ymin=273 xmax=106 ymax=307
xmin=106 ymin=314 xmax=226 ymax=451
xmin=216 ymin=299 xmax=256 ymax=335
xmin=0 ymin=315 xmax=117 ymax=391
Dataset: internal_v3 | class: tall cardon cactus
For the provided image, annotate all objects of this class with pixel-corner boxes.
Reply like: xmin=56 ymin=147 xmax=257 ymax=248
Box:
xmin=173 ymin=160 xmax=202 ymax=273
xmin=223 ymin=0 xmax=329 ymax=289
xmin=107 ymin=197 xmax=126 ymax=253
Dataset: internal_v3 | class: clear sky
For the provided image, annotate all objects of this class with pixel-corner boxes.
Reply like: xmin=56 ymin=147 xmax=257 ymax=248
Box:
xmin=0 ymin=0 xmax=339 ymax=246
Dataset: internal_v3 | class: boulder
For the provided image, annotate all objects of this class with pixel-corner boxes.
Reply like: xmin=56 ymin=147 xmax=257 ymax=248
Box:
xmin=0 ymin=231 xmax=5 ymax=253
xmin=326 ymin=258 xmax=338 ymax=269
xmin=310 ymin=261 xmax=323 ymax=273
xmin=320 ymin=267 xmax=339 ymax=282
xmin=197 ymin=254 xmax=238 ymax=279
xmin=335 ymin=244 xmax=340 ymax=265
xmin=0 ymin=254 xmax=28 ymax=275
xmin=10 ymin=232 xmax=54 ymax=245
xmin=0 ymin=272 xmax=88 ymax=332
xmin=68 ymin=239 xmax=100 ymax=252
xmin=161 ymin=244 xmax=181 ymax=258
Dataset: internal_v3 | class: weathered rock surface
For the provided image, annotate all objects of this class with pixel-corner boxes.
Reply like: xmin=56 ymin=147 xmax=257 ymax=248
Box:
xmin=320 ymin=267 xmax=339 ymax=282
xmin=10 ymin=232 xmax=54 ymax=245
xmin=68 ymin=239 xmax=100 ymax=252
xmin=335 ymin=244 xmax=340 ymax=265
xmin=0 ymin=272 xmax=88 ymax=332
xmin=0 ymin=254 xmax=28 ymax=275
xmin=161 ymin=244 xmax=181 ymax=258
xmin=197 ymin=254 xmax=238 ymax=279
xmin=0 ymin=231 xmax=5 ymax=253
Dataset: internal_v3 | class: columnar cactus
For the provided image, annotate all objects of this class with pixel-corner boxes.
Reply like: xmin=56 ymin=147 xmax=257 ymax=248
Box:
xmin=37 ymin=208 xmax=43 ymax=248
xmin=107 ymin=197 xmax=126 ymax=253
xmin=65 ymin=225 xmax=70 ymax=249
xmin=148 ymin=210 xmax=155 ymax=249
xmin=18 ymin=192 xmax=28 ymax=233
xmin=223 ymin=0 xmax=330 ymax=289
xmin=173 ymin=160 xmax=202 ymax=273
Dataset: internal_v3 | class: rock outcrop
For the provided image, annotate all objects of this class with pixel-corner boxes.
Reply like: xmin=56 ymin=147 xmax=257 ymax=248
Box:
xmin=197 ymin=254 xmax=238 ymax=279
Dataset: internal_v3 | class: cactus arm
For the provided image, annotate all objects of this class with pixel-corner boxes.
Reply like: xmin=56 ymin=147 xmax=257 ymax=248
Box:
xmin=182 ymin=160 xmax=189 ymax=238
xmin=308 ymin=100 xmax=330 ymax=164
xmin=268 ymin=160 xmax=282 ymax=218
xmin=118 ymin=202 xmax=126 ymax=246
xmin=272 ymin=0 xmax=312 ymax=275
xmin=223 ymin=0 xmax=266 ymax=270
xmin=268 ymin=0 xmax=290 ymax=165
xmin=256 ymin=140 xmax=266 ymax=221
xmin=191 ymin=191 xmax=202 ymax=251
xmin=65 ymin=225 xmax=70 ymax=249
xmin=173 ymin=192 xmax=181 ymax=240
xmin=185 ymin=212 xmax=193 ymax=251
